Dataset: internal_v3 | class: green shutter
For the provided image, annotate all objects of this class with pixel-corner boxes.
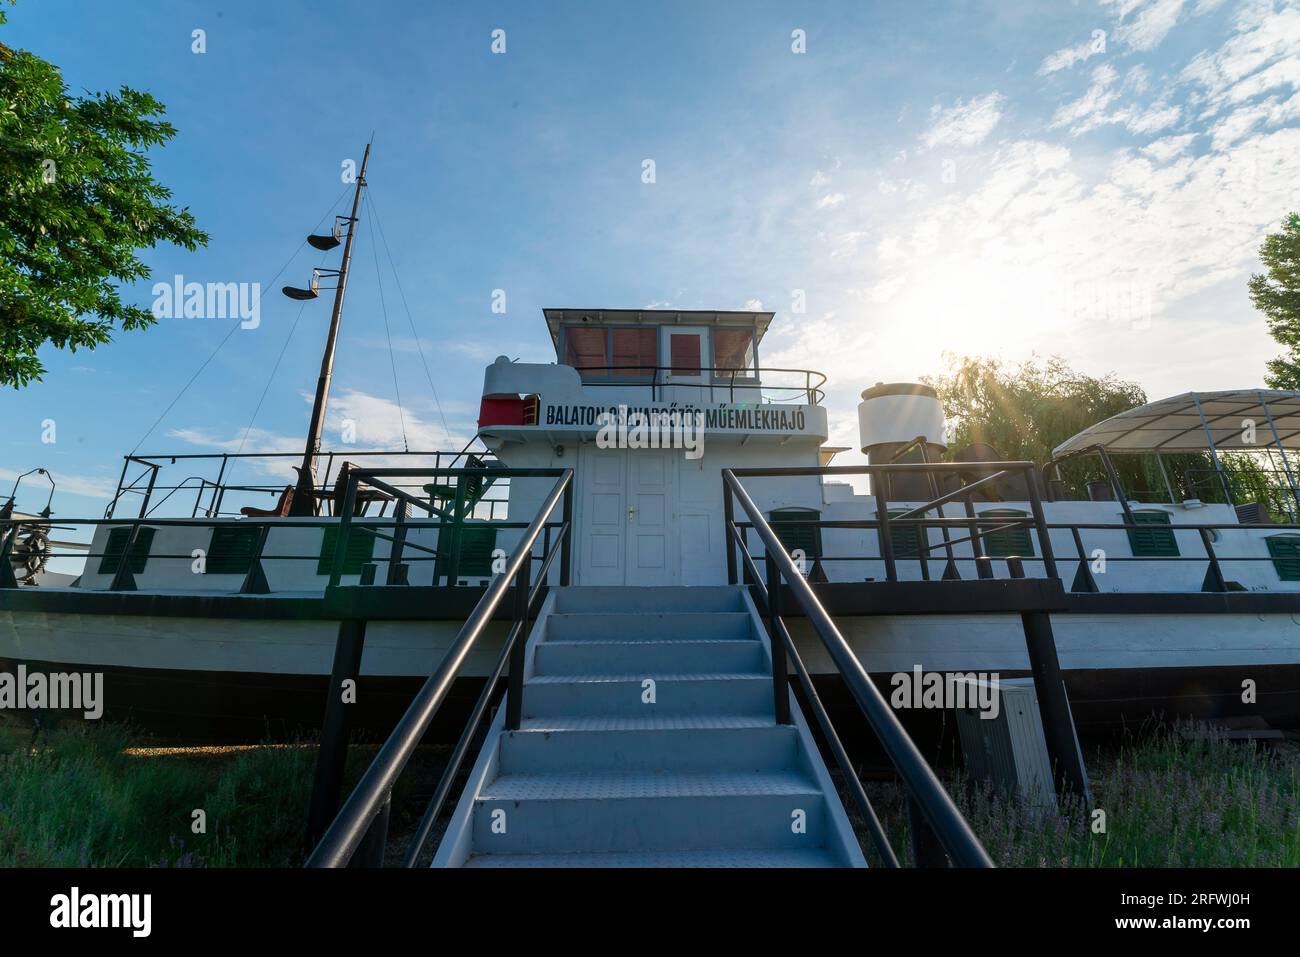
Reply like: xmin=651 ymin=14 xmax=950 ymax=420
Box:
xmin=435 ymin=524 xmax=500 ymax=580
xmin=97 ymin=526 xmax=156 ymax=574
xmin=982 ymin=509 xmax=1034 ymax=558
xmin=770 ymin=508 xmax=821 ymax=560
xmin=1126 ymin=511 xmax=1179 ymax=557
xmin=1266 ymin=535 xmax=1300 ymax=581
xmin=207 ymin=525 xmax=262 ymax=575
xmin=885 ymin=510 xmax=921 ymax=559
xmin=317 ymin=526 xmax=377 ymax=576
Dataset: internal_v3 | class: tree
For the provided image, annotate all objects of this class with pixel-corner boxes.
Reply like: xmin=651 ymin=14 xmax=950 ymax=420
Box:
xmin=924 ymin=354 xmax=1284 ymax=506
xmin=924 ymin=354 xmax=1146 ymax=466
xmin=0 ymin=1 xmax=207 ymax=389
xmin=1251 ymin=213 xmax=1300 ymax=390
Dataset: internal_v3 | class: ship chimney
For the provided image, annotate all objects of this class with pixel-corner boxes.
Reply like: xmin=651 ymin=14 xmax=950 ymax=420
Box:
xmin=857 ymin=382 xmax=947 ymax=500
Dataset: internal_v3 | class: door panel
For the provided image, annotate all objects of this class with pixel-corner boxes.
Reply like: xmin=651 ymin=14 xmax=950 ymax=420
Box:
xmin=627 ymin=450 xmax=675 ymax=585
xmin=578 ymin=445 xmax=626 ymax=585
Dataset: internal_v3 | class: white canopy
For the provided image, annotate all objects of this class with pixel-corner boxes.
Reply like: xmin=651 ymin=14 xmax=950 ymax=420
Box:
xmin=1052 ymin=390 xmax=1300 ymax=457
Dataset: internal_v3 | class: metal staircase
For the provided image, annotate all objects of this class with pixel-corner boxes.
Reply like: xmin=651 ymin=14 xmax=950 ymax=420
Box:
xmin=433 ymin=585 xmax=865 ymax=867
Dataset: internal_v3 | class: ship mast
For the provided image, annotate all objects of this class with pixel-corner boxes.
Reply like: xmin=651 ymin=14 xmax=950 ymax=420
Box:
xmin=287 ymin=142 xmax=371 ymax=516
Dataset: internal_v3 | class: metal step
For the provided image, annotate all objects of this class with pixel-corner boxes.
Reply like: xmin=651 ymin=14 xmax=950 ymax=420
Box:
xmin=552 ymin=585 xmax=745 ymax=614
xmin=500 ymin=720 xmax=800 ymax=773
xmin=545 ymin=611 xmax=753 ymax=642
xmin=533 ymin=638 xmax=765 ymax=675
xmin=523 ymin=672 xmax=774 ymax=717
xmin=464 ymin=847 xmax=844 ymax=868
xmin=470 ymin=769 xmax=828 ymax=854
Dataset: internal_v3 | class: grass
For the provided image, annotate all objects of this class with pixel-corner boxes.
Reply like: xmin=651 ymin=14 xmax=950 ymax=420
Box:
xmin=3 ymin=716 xmax=1298 ymax=867
xmin=848 ymin=723 xmax=1300 ymax=867
xmin=0 ymin=718 xmax=317 ymax=867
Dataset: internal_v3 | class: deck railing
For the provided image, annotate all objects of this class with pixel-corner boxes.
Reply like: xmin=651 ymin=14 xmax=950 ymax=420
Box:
xmin=105 ymin=448 xmax=504 ymax=520
xmin=0 ymin=462 xmax=553 ymax=593
xmin=571 ymin=364 xmax=827 ymax=405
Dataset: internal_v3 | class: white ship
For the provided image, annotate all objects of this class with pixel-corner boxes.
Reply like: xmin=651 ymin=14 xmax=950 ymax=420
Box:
xmin=4 ymin=156 xmax=1300 ymax=865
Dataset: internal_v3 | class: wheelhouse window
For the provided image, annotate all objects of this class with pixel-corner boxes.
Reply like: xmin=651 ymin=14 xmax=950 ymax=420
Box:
xmin=713 ymin=328 xmax=756 ymax=375
xmin=563 ymin=327 xmax=609 ymax=375
xmin=669 ymin=333 xmax=702 ymax=375
xmin=611 ymin=328 xmax=657 ymax=377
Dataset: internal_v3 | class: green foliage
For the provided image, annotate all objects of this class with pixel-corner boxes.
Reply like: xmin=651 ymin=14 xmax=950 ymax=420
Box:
xmin=1252 ymin=213 xmax=1300 ymax=390
xmin=0 ymin=1 xmax=208 ymax=388
xmin=923 ymin=354 xmax=1147 ymax=497
xmin=924 ymin=354 xmax=1285 ymax=506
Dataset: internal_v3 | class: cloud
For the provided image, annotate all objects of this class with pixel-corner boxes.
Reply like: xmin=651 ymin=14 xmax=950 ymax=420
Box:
xmin=921 ymin=92 xmax=1006 ymax=148
xmin=1141 ymin=132 xmax=1198 ymax=161
xmin=809 ymin=170 xmax=831 ymax=187
xmin=1050 ymin=64 xmax=1121 ymax=133
xmin=815 ymin=192 xmax=847 ymax=209
xmin=167 ymin=390 xmax=472 ymax=483
xmin=1038 ymin=32 xmax=1108 ymax=75
xmin=1107 ymin=0 xmax=1189 ymax=52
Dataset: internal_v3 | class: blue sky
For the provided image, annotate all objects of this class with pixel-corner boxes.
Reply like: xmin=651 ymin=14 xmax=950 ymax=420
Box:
xmin=3 ymin=0 xmax=1299 ymax=515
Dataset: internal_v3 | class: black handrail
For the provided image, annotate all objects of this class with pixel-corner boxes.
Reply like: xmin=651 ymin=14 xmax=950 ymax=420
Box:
xmin=305 ymin=468 xmax=573 ymax=868
xmin=398 ymin=516 xmax=567 ymax=867
xmin=722 ymin=468 xmax=993 ymax=868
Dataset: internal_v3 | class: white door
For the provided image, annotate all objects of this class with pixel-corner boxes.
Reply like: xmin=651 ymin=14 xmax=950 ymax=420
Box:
xmin=576 ymin=446 xmax=677 ymax=585
xmin=578 ymin=444 xmax=626 ymax=586
xmin=626 ymin=450 xmax=676 ymax=586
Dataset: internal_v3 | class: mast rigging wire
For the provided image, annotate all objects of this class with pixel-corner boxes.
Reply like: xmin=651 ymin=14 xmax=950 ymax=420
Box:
xmin=366 ymin=186 xmax=454 ymax=443
xmin=128 ymin=183 xmax=354 ymax=455
xmin=366 ymin=192 xmax=410 ymax=453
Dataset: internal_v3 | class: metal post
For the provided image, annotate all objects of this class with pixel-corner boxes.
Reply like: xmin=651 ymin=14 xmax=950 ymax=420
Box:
xmin=873 ymin=470 xmax=897 ymax=582
xmin=327 ymin=477 xmax=359 ymax=589
xmin=1098 ymin=448 xmax=1136 ymax=527
xmin=306 ymin=619 xmax=367 ymax=849
xmin=964 ymin=495 xmax=993 ymax=580
xmin=139 ymin=465 xmax=159 ymax=518
xmin=560 ymin=482 xmax=573 ymax=587
xmin=1024 ymin=467 xmax=1059 ymax=579
xmin=765 ymin=553 xmax=791 ymax=725
xmin=291 ymin=143 xmax=372 ymax=516
xmin=110 ymin=521 xmax=141 ymax=591
xmin=1199 ymin=528 xmax=1228 ymax=592
xmin=1259 ymin=390 xmax=1300 ymax=515
xmin=505 ymin=551 xmax=532 ymax=731
xmin=446 ymin=477 xmax=467 ymax=586
xmin=723 ymin=476 xmax=738 ymax=585
xmin=1020 ymin=611 xmax=1091 ymax=805
xmin=1069 ymin=527 xmax=1099 ymax=593
xmin=1191 ymin=393 xmax=1234 ymax=505
xmin=1154 ymin=452 xmax=1177 ymax=504
xmin=386 ymin=497 xmax=409 ymax=585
